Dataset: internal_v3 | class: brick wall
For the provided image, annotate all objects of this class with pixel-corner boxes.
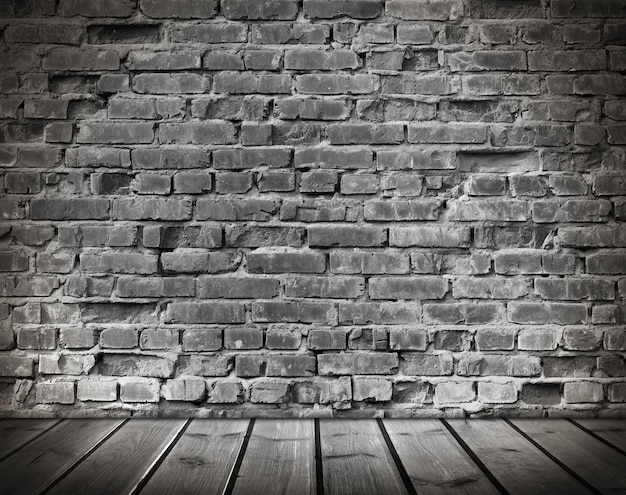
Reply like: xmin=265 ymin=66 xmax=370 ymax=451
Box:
xmin=0 ymin=0 xmax=625 ymax=418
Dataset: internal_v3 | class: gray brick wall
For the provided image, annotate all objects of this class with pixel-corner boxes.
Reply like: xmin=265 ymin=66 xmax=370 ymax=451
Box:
xmin=0 ymin=0 xmax=625 ymax=418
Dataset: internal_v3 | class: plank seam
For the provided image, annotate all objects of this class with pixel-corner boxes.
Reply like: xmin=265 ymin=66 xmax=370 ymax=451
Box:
xmin=38 ymin=418 xmax=130 ymax=495
xmin=0 ymin=419 xmax=64 ymax=463
xmin=314 ymin=419 xmax=324 ymax=495
xmin=567 ymin=419 xmax=626 ymax=457
xmin=440 ymin=419 xmax=511 ymax=495
xmin=222 ymin=418 xmax=255 ymax=495
xmin=503 ymin=419 xmax=603 ymax=495
xmin=376 ymin=418 xmax=418 ymax=495
xmin=128 ymin=419 xmax=192 ymax=495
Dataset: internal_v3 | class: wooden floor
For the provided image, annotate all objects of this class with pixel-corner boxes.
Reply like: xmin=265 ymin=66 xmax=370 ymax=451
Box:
xmin=0 ymin=419 xmax=624 ymax=495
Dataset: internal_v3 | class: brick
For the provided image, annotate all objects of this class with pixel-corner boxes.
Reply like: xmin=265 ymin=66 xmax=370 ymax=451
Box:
xmin=285 ymin=276 xmax=364 ymax=298
xmin=247 ymin=249 xmax=325 ymax=274
xmin=369 ymin=277 xmax=448 ymax=300
xmin=214 ymin=74 xmax=291 ymax=94
xmin=296 ymin=74 xmax=378 ymax=95
xmin=250 ymin=379 xmax=289 ymax=403
xmin=252 ymin=301 xmax=336 ymax=324
xmin=36 ymin=382 xmax=75 ymax=404
xmin=112 ymin=198 xmax=191 ymax=220
xmin=387 ymin=0 xmax=463 ymax=20
xmin=339 ymin=302 xmax=420 ymax=324
xmin=159 ymin=121 xmax=236 ymax=145
xmin=564 ymin=382 xmax=603 ymax=403
xmin=318 ymin=353 xmax=398 ymax=375
xmin=208 ymin=381 xmax=243 ymax=403
xmin=77 ymin=380 xmax=118 ymax=402
xmin=44 ymin=49 xmax=119 ymax=71
xmin=268 ymin=355 xmax=316 ymax=377
xmin=165 ymin=303 xmax=245 ymax=324
xmin=353 ymin=377 xmax=392 ymax=402
xmin=521 ymin=384 xmax=561 ymax=405
xmin=478 ymin=382 xmax=517 ymax=404
xmin=81 ymin=253 xmax=157 ymax=274
xmin=308 ymin=328 xmax=347 ymax=350
xmin=141 ymin=0 xmax=216 ymax=18
xmin=251 ymin=23 xmax=329 ymax=44
xmin=389 ymin=329 xmax=428 ymax=350
xmin=183 ymin=328 xmax=222 ymax=351
xmin=39 ymin=354 xmax=95 ymax=375
xmin=390 ymin=226 xmax=471 ymax=248
xmin=295 ymin=148 xmax=372 ymax=169
xmin=408 ymin=123 xmax=487 ymax=144
xmin=300 ymin=171 xmax=338 ymax=193
xmin=226 ymin=226 xmax=304 ymax=248
xmin=171 ymin=23 xmax=247 ymax=43
xmin=609 ymin=383 xmax=626 ymax=402
xmin=397 ymin=24 xmax=433 ymax=44
xmin=535 ymin=278 xmax=615 ymax=301
xmin=161 ymin=379 xmax=206 ymax=402
xmin=197 ymin=277 xmax=280 ymax=299
xmin=100 ymin=328 xmax=138 ymax=349
xmin=532 ymin=200 xmax=611 ymax=223
xmin=31 ymin=199 xmax=110 ymax=220
xmin=119 ymin=378 xmax=160 ymax=402
xmin=222 ymin=0 xmax=298 ymax=19
xmin=508 ymin=303 xmax=587 ymax=325
xmin=382 ymin=75 xmax=455 ymax=95
xmin=59 ymin=0 xmax=135 ymax=17
xmin=304 ymin=0 xmax=383 ymax=18
xmin=133 ymin=73 xmax=210 ymax=94
xmin=453 ymin=277 xmax=529 ymax=299
xmin=435 ymin=382 xmax=475 ymax=404
xmin=214 ymin=148 xmax=291 ymax=169
xmin=400 ymin=353 xmax=453 ymax=376
xmin=518 ymin=328 xmax=560 ymax=350
xmin=0 ymin=251 xmax=29 ymax=272
xmin=424 ymin=303 xmax=505 ymax=324
xmin=285 ymin=50 xmax=360 ymax=70
xmin=330 ymin=251 xmax=409 ymax=275
xmin=449 ymin=51 xmax=526 ymax=71
xmin=87 ymin=24 xmax=161 ymax=44
xmin=309 ymin=226 xmax=386 ymax=247
xmin=475 ymin=328 xmax=516 ymax=351
xmin=587 ymin=253 xmax=626 ymax=274
xmin=196 ymin=199 xmax=278 ymax=222
xmin=127 ymin=51 xmax=201 ymax=71
xmin=327 ymin=124 xmax=404 ymax=144
xmin=267 ymin=326 xmax=302 ymax=350
xmin=365 ymin=199 xmax=444 ymax=220
xmin=0 ymin=356 xmax=34 ymax=377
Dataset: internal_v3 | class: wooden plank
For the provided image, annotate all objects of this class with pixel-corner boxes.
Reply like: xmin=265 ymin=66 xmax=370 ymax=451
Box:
xmin=574 ymin=419 xmax=626 ymax=452
xmin=232 ymin=419 xmax=316 ymax=495
xmin=383 ymin=419 xmax=499 ymax=495
xmin=321 ymin=420 xmax=408 ymax=495
xmin=448 ymin=419 xmax=591 ymax=495
xmin=511 ymin=419 xmax=626 ymax=494
xmin=0 ymin=419 xmax=61 ymax=459
xmin=47 ymin=419 xmax=186 ymax=495
xmin=0 ymin=419 xmax=122 ymax=495
xmin=140 ymin=419 xmax=249 ymax=495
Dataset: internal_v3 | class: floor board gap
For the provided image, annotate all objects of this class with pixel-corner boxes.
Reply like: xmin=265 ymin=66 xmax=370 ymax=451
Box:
xmin=0 ymin=419 xmax=64 ymax=464
xmin=222 ymin=419 xmax=255 ymax=495
xmin=376 ymin=418 xmax=417 ymax=495
xmin=567 ymin=418 xmax=626 ymax=457
xmin=503 ymin=418 xmax=602 ymax=495
xmin=314 ymin=418 xmax=324 ymax=495
xmin=130 ymin=418 xmax=192 ymax=495
xmin=38 ymin=418 xmax=130 ymax=495
xmin=441 ymin=419 xmax=511 ymax=495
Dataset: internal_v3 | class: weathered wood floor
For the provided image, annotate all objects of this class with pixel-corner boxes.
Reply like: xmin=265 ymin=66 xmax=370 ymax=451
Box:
xmin=0 ymin=419 xmax=624 ymax=495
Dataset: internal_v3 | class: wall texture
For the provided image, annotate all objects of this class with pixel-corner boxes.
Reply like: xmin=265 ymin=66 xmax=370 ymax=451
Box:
xmin=0 ymin=0 xmax=625 ymax=418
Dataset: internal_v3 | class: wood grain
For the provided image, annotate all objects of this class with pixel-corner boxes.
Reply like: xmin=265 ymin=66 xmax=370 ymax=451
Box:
xmin=140 ymin=419 xmax=249 ymax=495
xmin=573 ymin=419 xmax=626 ymax=452
xmin=46 ymin=419 xmax=185 ymax=495
xmin=0 ymin=419 xmax=61 ymax=459
xmin=448 ymin=419 xmax=592 ymax=495
xmin=232 ymin=419 xmax=316 ymax=495
xmin=0 ymin=419 xmax=122 ymax=495
xmin=511 ymin=419 xmax=626 ymax=494
xmin=321 ymin=420 xmax=408 ymax=495
xmin=383 ymin=419 xmax=499 ymax=495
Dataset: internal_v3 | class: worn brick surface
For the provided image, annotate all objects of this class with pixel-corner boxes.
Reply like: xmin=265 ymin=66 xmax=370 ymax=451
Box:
xmin=0 ymin=0 xmax=624 ymax=419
